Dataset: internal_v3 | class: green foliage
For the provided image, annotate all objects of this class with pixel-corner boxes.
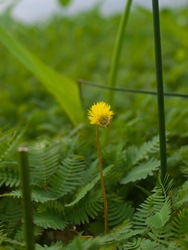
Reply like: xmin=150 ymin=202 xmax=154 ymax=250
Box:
xmin=0 ymin=128 xmax=23 ymax=162
xmin=173 ymin=179 xmax=188 ymax=208
xmin=65 ymin=190 xmax=103 ymax=224
xmin=0 ymin=198 xmax=22 ymax=237
xmin=29 ymin=141 xmax=60 ymax=186
xmin=132 ymin=175 xmax=173 ymax=241
xmin=126 ymin=135 xmax=160 ymax=165
xmin=121 ymin=158 xmax=160 ymax=184
xmin=0 ymin=162 xmax=20 ymax=188
xmin=120 ymin=135 xmax=160 ymax=184
xmin=173 ymin=208 xmax=188 ymax=238
xmin=66 ymin=164 xmax=114 ymax=206
xmin=34 ymin=211 xmax=66 ymax=230
xmin=0 ymin=127 xmax=187 ymax=248
xmin=0 ymin=128 xmax=23 ymax=188
xmin=108 ymin=198 xmax=134 ymax=227
xmin=0 ymin=3 xmax=187 ymax=250
xmin=36 ymin=242 xmax=63 ymax=250
xmin=49 ymin=156 xmax=85 ymax=198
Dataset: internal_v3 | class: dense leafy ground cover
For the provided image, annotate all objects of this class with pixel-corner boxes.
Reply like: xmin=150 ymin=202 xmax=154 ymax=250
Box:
xmin=0 ymin=3 xmax=188 ymax=249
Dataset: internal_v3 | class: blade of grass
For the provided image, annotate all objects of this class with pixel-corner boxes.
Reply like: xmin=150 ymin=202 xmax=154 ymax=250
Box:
xmin=0 ymin=25 xmax=84 ymax=126
xmin=152 ymin=0 xmax=167 ymax=180
xmin=107 ymin=0 xmax=132 ymax=106
xmin=18 ymin=147 xmax=35 ymax=250
xmin=103 ymin=0 xmax=132 ymax=146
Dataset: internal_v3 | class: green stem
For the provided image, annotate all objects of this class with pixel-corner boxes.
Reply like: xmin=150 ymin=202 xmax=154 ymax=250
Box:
xmin=96 ymin=126 xmax=108 ymax=234
xmin=152 ymin=0 xmax=167 ymax=180
xmin=18 ymin=147 xmax=35 ymax=250
xmin=107 ymin=0 xmax=132 ymax=106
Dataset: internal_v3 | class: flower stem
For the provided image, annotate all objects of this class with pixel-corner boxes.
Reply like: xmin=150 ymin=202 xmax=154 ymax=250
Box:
xmin=107 ymin=0 xmax=132 ymax=106
xmin=18 ymin=147 xmax=35 ymax=250
xmin=152 ymin=0 xmax=167 ymax=181
xmin=96 ymin=126 xmax=108 ymax=234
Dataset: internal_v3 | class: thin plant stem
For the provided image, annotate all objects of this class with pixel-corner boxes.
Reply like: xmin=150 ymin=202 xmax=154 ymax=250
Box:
xmin=96 ymin=126 xmax=108 ymax=234
xmin=152 ymin=0 xmax=167 ymax=180
xmin=79 ymin=79 xmax=188 ymax=99
xmin=18 ymin=147 xmax=35 ymax=250
xmin=107 ymin=0 xmax=132 ymax=106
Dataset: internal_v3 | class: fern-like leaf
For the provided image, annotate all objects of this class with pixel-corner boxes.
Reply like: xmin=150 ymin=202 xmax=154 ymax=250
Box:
xmin=44 ymin=200 xmax=65 ymax=214
xmin=121 ymin=158 xmax=160 ymax=184
xmin=146 ymin=199 xmax=171 ymax=228
xmin=34 ymin=210 xmax=66 ymax=230
xmin=0 ymin=161 xmax=20 ymax=187
xmin=133 ymin=175 xmax=172 ymax=233
xmin=6 ymin=188 xmax=56 ymax=203
xmin=108 ymin=197 xmax=134 ymax=227
xmin=123 ymin=238 xmax=181 ymax=250
xmin=36 ymin=241 xmax=64 ymax=250
xmin=173 ymin=208 xmax=188 ymax=238
xmin=29 ymin=140 xmax=59 ymax=186
xmin=66 ymin=164 xmax=114 ymax=207
xmin=0 ymin=229 xmax=25 ymax=250
xmin=122 ymin=238 xmax=161 ymax=250
xmin=63 ymin=237 xmax=99 ymax=250
xmin=0 ymin=128 xmax=23 ymax=162
xmin=0 ymin=197 xmax=22 ymax=237
xmin=173 ymin=179 xmax=188 ymax=209
xmin=81 ymin=159 xmax=98 ymax=184
xmin=65 ymin=190 xmax=103 ymax=224
xmin=99 ymin=220 xmax=142 ymax=247
xmin=125 ymin=136 xmax=159 ymax=166
xmin=49 ymin=156 xmax=85 ymax=198
xmin=119 ymin=237 xmax=142 ymax=250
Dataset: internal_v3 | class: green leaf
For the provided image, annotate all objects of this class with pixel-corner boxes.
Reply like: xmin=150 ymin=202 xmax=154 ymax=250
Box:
xmin=121 ymin=158 xmax=160 ymax=184
xmin=66 ymin=164 xmax=114 ymax=207
xmin=125 ymin=135 xmax=159 ymax=166
xmin=173 ymin=208 xmax=188 ymax=237
xmin=36 ymin=242 xmax=63 ymax=250
xmin=173 ymin=180 xmax=188 ymax=208
xmin=65 ymin=190 xmax=103 ymax=224
xmin=0 ymin=128 xmax=23 ymax=162
xmin=49 ymin=156 xmax=85 ymax=198
xmin=146 ymin=200 xmax=171 ymax=228
xmin=108 ymin=199 xmax=134 ymax=227
xmin=34 ymin=211 xmax=66 ymax=230
xmin=28 ymin=141 xmax=60 ymax=185
xmin=5 ymin=189 xmax=56 ymax=203
xmin=0 ymin=25 xmax=84 ymax=126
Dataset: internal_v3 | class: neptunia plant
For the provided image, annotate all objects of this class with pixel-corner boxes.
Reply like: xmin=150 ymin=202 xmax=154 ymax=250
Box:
xmin=88 ymin=101 xmax=114 ymax=234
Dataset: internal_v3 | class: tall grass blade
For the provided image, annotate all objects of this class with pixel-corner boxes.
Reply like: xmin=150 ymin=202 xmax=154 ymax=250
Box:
xmin=107 ymin=0 xmax=132 ymax=106
xmin=0 ymin=26 xmax=84 ymax=126
xmin=18 ymin=147 xmax=35 ymax=250
xmin=152 ymin=0 xmax=167 ymax=180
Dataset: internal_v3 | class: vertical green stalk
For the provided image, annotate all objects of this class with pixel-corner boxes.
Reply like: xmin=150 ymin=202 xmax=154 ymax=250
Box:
xmin=152 ymin=0 xmax=167 ymax=180
xmin=18 ymin=147 xmax=35 ymax=250
xmin=107 ymin=0 xmax=132 ymax=106
xmin=96 ymin=126 xmax=108 ymax=234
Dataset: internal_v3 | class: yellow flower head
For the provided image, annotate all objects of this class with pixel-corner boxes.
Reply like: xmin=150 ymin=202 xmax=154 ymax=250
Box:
xmin=88 ymin=101 xmax=114 ymax=128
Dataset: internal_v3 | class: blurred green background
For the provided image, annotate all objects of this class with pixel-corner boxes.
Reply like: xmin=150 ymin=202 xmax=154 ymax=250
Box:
xmin=0 ymin=0 xmax=187 ymax=141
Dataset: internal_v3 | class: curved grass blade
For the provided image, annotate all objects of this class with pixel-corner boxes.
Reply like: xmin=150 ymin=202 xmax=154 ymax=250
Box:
xmin=0 ymin=25 xmax=84 ymax=126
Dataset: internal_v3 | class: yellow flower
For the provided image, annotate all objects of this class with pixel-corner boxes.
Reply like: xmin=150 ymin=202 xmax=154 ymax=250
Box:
xmin=88 ymin=101 xmax=114 ymax=128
